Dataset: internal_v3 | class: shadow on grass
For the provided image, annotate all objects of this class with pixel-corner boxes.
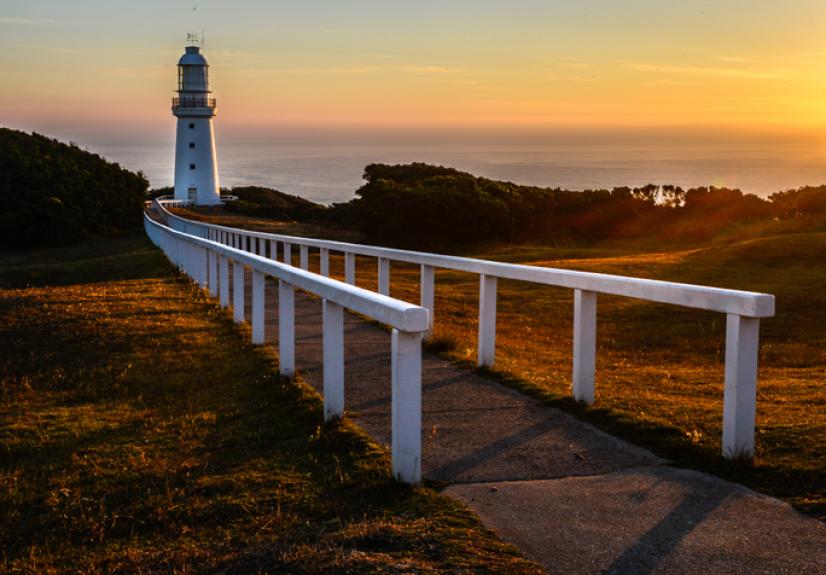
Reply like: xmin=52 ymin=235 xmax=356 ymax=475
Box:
xmin=0 ymin=230 xmax=172 ymax=289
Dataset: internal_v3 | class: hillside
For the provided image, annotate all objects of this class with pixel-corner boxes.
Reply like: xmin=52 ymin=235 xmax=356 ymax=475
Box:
xmin=0 ymin=233 xmax=540 ymax=573
xmin=0 ymin=128 xmax=148 ymax=249
xmin=149 ymin=185 xmax=328 ymax=221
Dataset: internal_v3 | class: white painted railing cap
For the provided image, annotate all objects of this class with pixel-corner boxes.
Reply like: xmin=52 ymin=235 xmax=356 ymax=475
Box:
xmin=156 ymin=201 xmax=775 ymax=319
xmin=145 ymin=214 xmax=429 ymax=333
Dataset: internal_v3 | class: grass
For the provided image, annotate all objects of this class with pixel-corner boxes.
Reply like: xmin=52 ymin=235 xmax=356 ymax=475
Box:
xmin=183 ymin=209 xmax=826 ymax=521
xmin=0 ymin=230 xmax=541 ymax=574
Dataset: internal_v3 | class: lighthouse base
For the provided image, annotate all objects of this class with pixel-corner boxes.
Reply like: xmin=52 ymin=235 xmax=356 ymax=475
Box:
xmin=173 ymin=116 xmax=221 ymax=206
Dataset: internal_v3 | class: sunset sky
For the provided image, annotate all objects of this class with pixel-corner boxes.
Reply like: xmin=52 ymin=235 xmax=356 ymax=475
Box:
xmin=2 ymin=0 xmax=826 ymax=141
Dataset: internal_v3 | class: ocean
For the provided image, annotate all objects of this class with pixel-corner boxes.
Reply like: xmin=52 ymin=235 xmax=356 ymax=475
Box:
xmin=81 ymin=135 xmax=826 ymax=206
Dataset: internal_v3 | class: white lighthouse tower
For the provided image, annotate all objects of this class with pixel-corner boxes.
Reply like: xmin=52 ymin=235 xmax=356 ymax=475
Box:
xmin=172 ymin=40 xmax=221 ymax=205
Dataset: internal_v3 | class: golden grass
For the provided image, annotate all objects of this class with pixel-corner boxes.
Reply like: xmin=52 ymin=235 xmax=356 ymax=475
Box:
xmin=186 ymin=210 xmax=826 ymax=520
xmin=0 ymin=233 xmax=541 ymax=574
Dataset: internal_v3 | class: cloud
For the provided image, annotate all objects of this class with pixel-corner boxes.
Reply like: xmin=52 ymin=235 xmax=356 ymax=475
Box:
xmin=0 ymin=16 xmax=58 ymax=25
xmin=404 ymin=65 xmax=466 ymax=74
xmin=626 ymin=63 xmax=780 ymax=80
xmin=644 ymin=79 xmax=700 ymax=87
xmin=560 ymin=61 xmax=599 ymax=70
xmin=268 ymin=65 xmax=383 ymax=76
xmin=717 ymin=55 xmax=752 ymax=63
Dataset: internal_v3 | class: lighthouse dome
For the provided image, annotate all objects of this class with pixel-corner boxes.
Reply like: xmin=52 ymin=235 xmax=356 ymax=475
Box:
xmin=178 ymin=46 xmax=208 ymax=67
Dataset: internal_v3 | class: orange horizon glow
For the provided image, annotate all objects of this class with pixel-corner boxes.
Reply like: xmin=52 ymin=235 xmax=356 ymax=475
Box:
xmin=1 ymin=1 xmax=825 ymax=142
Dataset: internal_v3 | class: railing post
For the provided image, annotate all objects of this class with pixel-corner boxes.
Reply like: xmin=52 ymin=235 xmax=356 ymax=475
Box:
xmin=218 ymin=255 xmax=229 ymax=308
xmin=186 ymin=243 xmax=196 ymax=283
xmin=283 ymin=242 xmax=292 ymax=266
xmin=197 ymin=246 xmax=208 ymax=288
xmin=345 ymin=252 xmax=356 ymax=285
xmin=249 ymin=236 xmax=255 ymax=254
xmin=572 ymin=289 xmax=597 ymax=404
xmin=477 ymin=274 xmax=497 ymax=367
xmin=257 ymin=237 xmax=266 ymax=257
xmin=300 ymin=245 xmax=309 ymax=270
xmin=232 ymin=261 xmax=245 ymax=324
xmin=182 ymin=242 xmax=191 ymax=278
xmin=392 ymin=328 xmax=423 ymax=484
xmin=208 ymin=250 xmax=218 ymax=296
xmin=722 ymin=314 xmax=760 ymax=458
xmin=420 ymin=264 xmax=435 ymax=331
xmin=251 ymin=270 xmax=265 ymax=345
xmin=378 ymin=257 xmax=390 ymax=296
xmin=270 ymin=240 xmax=278 ymax=260
xmin=320 ymin=248 xmax=330 ymax=276
xmin=322 ymin=299 xmax=344 ymax=420
xmin=278 ymin=280 xmax=295 ymax=377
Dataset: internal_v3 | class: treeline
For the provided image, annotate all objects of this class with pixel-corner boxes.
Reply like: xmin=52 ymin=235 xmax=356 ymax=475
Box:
xmin=329 ymin=163 xmax=826 ymax=248
xmin=0 ymin=128 xmax=147 ymax=248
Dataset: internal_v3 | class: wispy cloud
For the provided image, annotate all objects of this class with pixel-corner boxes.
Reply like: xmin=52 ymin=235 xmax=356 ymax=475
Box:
xmin=644 ymin=78 xmax=700 ymax=87
xmin=627 ymin=63 xmax=781 ymax=80
xmin=560 ymin=61 xmax=599 ymax=70
xmin=717 ymin=55 xmax=751 ymax=63
xmin=269 ymin=65 xmax=383 ymax=76
xmin=404 ymin=65 xmax=466 ymax=74
xmin=0 ymin=16 xmax=58 ymax=25
xmin=358 ymin=53 xmax=399 ymax=60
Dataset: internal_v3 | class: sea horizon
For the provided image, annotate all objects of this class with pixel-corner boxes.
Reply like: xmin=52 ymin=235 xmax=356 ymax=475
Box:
xmin=56 ymin=128 xmax=826 ymax=205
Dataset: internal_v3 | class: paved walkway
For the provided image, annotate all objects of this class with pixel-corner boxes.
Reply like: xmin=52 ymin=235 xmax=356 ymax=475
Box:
xmin=230 ymin=269 xmax=826 ymax=575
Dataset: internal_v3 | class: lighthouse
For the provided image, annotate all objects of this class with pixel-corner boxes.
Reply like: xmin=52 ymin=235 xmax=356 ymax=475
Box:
xmin=172 ymin=42 xmax=221 ymax=205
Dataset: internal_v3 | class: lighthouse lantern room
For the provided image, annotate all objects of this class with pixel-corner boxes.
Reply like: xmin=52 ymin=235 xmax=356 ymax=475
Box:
xmin=172 ymin=40 xmax=221 ymax=205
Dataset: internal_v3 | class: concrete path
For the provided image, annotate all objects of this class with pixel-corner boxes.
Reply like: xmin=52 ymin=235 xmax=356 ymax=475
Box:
xmin=230 ymin=270 xmax=826 ymax=575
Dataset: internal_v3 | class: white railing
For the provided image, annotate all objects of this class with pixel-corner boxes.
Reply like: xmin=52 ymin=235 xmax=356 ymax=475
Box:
xmin=154 ymin=200 xmax=777 ymax=459
xmin=144 ymin=212 xmax=429 ymax=483
xmin=156 ymin=197 xmax=195 ymax=208
xmin=154 ymin=195 xmax=238 ymax=208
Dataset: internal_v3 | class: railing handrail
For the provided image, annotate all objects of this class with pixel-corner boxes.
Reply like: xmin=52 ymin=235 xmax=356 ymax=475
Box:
xmin=144 ymin=213 xmax=428 ymax=333
xmin=156 ymin=201 xmax=775 ymax=318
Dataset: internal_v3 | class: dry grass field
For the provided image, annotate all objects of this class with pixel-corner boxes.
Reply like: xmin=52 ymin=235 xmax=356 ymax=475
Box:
xmin=181 ymin=208 xmax=826 ymax=520
xmin=0 ymin=232 xmax=540 ymax=574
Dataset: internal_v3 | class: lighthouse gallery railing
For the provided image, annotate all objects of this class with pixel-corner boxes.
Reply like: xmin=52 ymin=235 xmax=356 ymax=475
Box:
xmin=152 ymin=198 xmax=776 ymax=462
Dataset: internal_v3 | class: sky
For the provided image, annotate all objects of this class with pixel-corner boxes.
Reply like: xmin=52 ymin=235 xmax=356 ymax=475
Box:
xmin=1 ymin=0 xmax=826 ymax=143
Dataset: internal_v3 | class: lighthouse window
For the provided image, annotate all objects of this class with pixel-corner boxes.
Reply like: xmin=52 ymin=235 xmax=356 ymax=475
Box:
xmin=188 ymin=123 xmax=195 ymax=129
xmin=189 ymin=164 xmax=196 ymax=170
xmin=189 ymin=142 xmax=195 ymax=148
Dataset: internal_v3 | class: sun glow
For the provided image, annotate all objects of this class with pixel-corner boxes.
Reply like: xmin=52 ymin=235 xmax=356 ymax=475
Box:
xmin=0 ymin=0 xmax=824 ymax=142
